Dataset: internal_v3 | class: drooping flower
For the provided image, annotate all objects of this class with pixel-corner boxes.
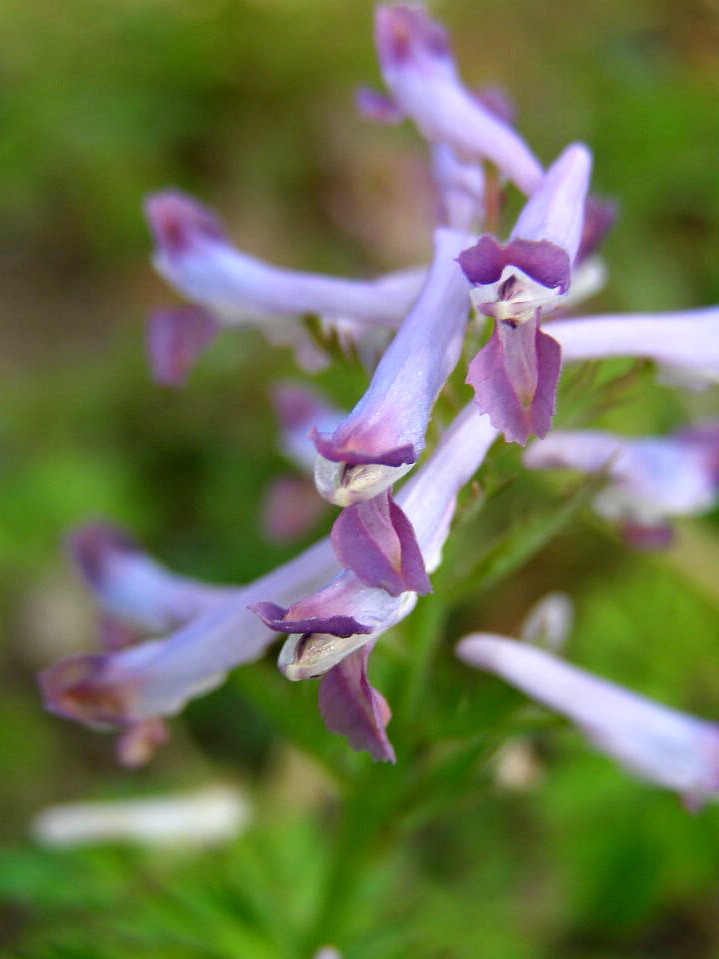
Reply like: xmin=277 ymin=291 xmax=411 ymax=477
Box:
xmin=254 ymin=406 xmax=498 ymax=760
xmin=523 ymin=424 xmax=719 ymax=547
xmin=373 ymin=5 xmax=542 ymax=194
xmin=312 ymin=226 xmax=472 ymax=505
xmin=459 ymin=142 xmax=592 ymax=444
xmin=456 ymin=633 xmax=719 ymax=807
xmin=144 ymin=189 xmax=426 ymax=379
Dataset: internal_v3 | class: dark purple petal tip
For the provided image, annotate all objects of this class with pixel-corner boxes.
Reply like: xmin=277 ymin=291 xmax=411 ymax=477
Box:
xmin=250 ymin=601 xmax=373 ymax=639
xmin=144 ymin=190 xmax=226 ymax=256
xmin=375 ymin=5 xmax=450 ymax=67
xmin=312 ymin=428 xmax=417 ymax=467
xmin=147 ymin=306 xmax=219 ymax=387
xmin=318 ymin=647 xmax=396 ymax=762
xmin=67 ymin=523 xmax=139 ymax=589
xmin=39 ymin=655 xmax=130 ymax=728
xmin=458 ymin=236 xmax=571 ymax=294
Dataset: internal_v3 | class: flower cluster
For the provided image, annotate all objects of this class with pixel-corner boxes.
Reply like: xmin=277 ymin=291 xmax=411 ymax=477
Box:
xmin=40 ymin=5 xmax=719 ymax=805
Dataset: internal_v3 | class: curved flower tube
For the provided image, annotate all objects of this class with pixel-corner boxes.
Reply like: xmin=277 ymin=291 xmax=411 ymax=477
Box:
xmin=374 ymin=5 xmax=542 ymax=194
xmin=545 ymin=308 xmax=719 ymax=384
xmin=456 ymin=634 xmax=719 ymax=807
xmin=312 ymin=227 xmax=472 ymax=504
xmin=145 ymin=190 xmax=425 ymax=330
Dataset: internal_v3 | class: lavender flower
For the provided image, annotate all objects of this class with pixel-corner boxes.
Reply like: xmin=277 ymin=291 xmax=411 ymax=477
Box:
xmin=373 ymin=5 xmax=542 ymax=194
xmin=457 ymin=634 xmax=719 ymax=807
xmin=524 ymin=425 xmax=719 ymax=547
xmin=459 ymin=143 xmax=592 ymax=444
xmin=313 ymin=227 xmax=472 ymax=505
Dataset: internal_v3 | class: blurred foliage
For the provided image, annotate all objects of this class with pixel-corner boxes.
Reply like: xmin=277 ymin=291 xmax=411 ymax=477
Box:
xmin=1 ymin=0 xmax=719 ymax=957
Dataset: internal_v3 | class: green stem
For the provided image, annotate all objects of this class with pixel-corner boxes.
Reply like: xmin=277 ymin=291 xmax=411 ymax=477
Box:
xmin=399 ymin=594 xmax=447 ymax=727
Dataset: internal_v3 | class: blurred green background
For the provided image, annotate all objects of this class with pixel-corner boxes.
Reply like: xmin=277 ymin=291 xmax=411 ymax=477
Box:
xmin=2 ymin=0 xmax=719 ymax=956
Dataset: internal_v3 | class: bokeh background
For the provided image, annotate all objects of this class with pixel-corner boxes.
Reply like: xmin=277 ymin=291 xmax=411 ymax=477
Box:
xmin=2 ymin=0 xmax=719 ymax=956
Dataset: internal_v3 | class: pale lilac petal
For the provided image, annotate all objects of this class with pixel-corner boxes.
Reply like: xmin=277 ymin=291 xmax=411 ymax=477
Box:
xmin=355 ymin=86 xmax=404 ymax=124
xmin=312 ymin=227 xmax=472 ymax=503
xmin=146 ymin=306 xmax=219 ymax=387
xmin=318 ymin=644 xmax=396 ymax=763
xmin=456 ymin=635 xmax=719 ymax=805
xmin=272 ymin=383 xmax=346 ymax=474
xmin=68 ymin=523 xmax=234 ymax=632
xmin=466 ymin=322 xmax=561 ymax=445
xmin=545 ymin=308 xmax=719 ymax=383
xmin=330 ymin=489 xmax=431 ymax=596
xmin=40 ymin=538 xmax=339 ymax=726
xmin=374 ymin=6 xmax=542 ymax=194
xmin=510 ymin=143 xmax=592 ymax=262
xmin=260 ymin=476 xmax=329 ymax=543
xmin=524 ymin=428 xmax=719 ymax=525
xmin=431 ymin=143 xmax=485 ymax=232
xmin=145 ymin=190 xmax=424 ymax=329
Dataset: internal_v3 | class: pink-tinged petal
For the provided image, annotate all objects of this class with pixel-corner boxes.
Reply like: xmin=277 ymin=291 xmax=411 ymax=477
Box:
xmin=576 ymin=194 xmax=618 ymax=264
xmin=620 ymin=521 xmax=675 ymax=551
xmin=318 ymin=644 xmax=396 ymax=763
xmin=68 ymin=523 xmax=235 ymax=633
xmin=312 ymin=227 xmax=472 ymax=502
xmin=545 ymin=308 xmax=719 ymax=383
xmin=116 ymin=718 xmax=169 ymax=768
xmin=261 ymin=476 xmax=329 ymax=543
xmin=456 ymin=635 xmax=719 ymax=805
xmin=374 ymin=6 xmax=542 ymax=194
xmin=40 ymin=537 xmax=340 ymax=727
xmin=331 ymin=489 xmax=431 ymax=596
xmin=466 ymin=323 xmax=561 ymax=445
xmin=272 ymin=383 xmax=346 ymax=474
xmin=355 ymin=86 xmax=404 ymax=124
xmin=146 ymin=306 xmax=219 ymax=387
xmin=145 ymin=190 xmax=424 ymax=330
xmin=472 ymin=86 xmax=516 ymax=127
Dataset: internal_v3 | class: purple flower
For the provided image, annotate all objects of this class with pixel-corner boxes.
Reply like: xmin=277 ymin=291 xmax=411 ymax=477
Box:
xmin=145 ymin=190 xmax=424 ymax=330
xmin=459 ymin=143 xmax=592 ymax=444
xmin=457 ymin=634 xmax=719 ymax=807
xmin=253 ymin=406 xmax=498 ymax=760
xmin=373 ymin=5 xmax=542 ymax=194
xmin=545 ymin=307 xmax=719 ymax=385
xmin=39 ymin=535 xmax=340 ymax=732
xmin=313 ymin=227 xmax=472 ymax=505
xmin=523 ymin=425 xmax=719 ymax=547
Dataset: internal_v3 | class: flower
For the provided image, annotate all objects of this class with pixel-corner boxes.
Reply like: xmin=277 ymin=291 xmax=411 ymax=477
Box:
xmin=456 ymin=633 xmax=719 ymax=808
xmin=312 ymin=227 xmax=472 ymax=505
xmin=373 ymin=5 xmax=542 ymax=194
xmin=523 ymin=424 xmax=719 ymax=547
xmin=459 ymin=143 xmax=592 ymax=444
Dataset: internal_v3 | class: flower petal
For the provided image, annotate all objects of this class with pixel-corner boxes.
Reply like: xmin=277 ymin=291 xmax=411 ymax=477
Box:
xmin=466 ymin=323 xmax=561 ymax=444
xmin=330 ymin=489 xmax=431 ymax=596
xmin=146 ymin=306 xmax=219 ymax=387
xmin=456 ymin=635 xmax=719 ymax=805
xmin=318 ymin=644 xmax=396 ymax=763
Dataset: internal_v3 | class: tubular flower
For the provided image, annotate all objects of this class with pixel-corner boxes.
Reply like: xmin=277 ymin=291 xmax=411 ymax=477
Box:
xmin=457 ymin=634 xmax=719 ymax=808
xmin=253 ymin=406 xmax=498 ymax=760
xmin=373 ymin=4 xmax=542 ymax=194
xmin=312 ymin=227 xmax=472 ymax=505
xmin=459 ymin=143 xmax=592 ymax=444
xmin=523 ymin=424 xmax=719 ymax=547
